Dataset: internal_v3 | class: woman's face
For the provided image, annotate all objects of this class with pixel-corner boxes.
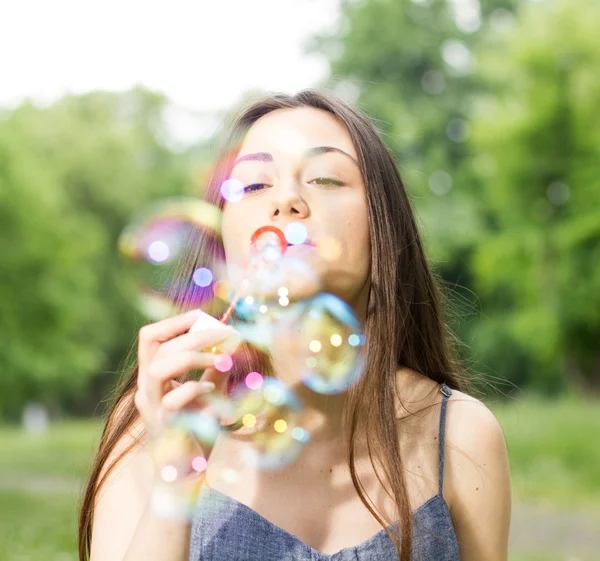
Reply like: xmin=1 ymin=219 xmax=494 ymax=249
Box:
xmin=221 ymin=107 xmax=371 ymax=311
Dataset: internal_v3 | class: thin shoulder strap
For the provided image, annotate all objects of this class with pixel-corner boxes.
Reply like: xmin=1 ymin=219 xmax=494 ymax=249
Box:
xmin=437 ymin=382 xmax=453 ymax=497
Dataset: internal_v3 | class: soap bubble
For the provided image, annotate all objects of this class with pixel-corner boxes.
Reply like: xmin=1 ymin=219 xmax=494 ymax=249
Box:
xmin=231 ymin=378 xmax=310 ymax=469
xmin=150 ymin=424 xmax=213 ymax=519
xmin=294 ymin=294 xmax=366 ymax=394
xmin=150 ymin=393 xmax=238 ymax=519
xmin=229 ymin=225 xmax=320 ymax=330
xmin=118 ymin=198 xmax=225 ymax=319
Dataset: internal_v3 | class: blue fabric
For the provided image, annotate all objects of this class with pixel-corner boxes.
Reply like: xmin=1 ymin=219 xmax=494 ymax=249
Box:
xmin=189 ymin=383 xmax=459 ymax=560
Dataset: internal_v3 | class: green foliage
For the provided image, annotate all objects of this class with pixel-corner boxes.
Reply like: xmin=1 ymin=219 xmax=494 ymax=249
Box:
xmin=0 ymin=88 xmax=193 ymax=418
xmin=310 ymin=0 xmax=600 ymax=392
xmin=469 ymin=0 xmax=600 ymax=391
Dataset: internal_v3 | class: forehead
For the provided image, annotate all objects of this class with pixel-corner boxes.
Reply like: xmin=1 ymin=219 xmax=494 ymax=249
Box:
xmin=237 ymin=107 xmax=358 ymax=161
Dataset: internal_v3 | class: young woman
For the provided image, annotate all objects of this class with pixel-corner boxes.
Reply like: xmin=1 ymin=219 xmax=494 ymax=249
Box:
xmin=79 ymin=89 xmax=511 ymax=561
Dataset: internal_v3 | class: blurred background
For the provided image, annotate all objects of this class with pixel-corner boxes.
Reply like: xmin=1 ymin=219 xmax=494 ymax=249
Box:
xmin=1 ymin=0 xmax=598 ymax=559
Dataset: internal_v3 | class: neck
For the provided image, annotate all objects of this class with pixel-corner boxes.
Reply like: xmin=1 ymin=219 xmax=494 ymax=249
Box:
xmin=268 ymin=346 xmax=348 ymax=443
xmin=266 ymin=283 xmax=370 ymax=444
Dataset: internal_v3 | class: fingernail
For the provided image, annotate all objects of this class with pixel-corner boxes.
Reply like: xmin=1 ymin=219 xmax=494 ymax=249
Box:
xmin=185 ymin=309 xmax=203 ymax=317
xmin=199 ymin=382 xmax=216 ymax=392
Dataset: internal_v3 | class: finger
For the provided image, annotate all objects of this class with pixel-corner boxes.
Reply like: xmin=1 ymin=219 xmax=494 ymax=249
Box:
xmin=138 ymin=309 xmax=204 ymax=366
xmin=162 ymin=380 xmax=216 ymax=411
xmin=200 ymin=366 xmax=231 ymax=394
xmin=157 ymin=326 xmax=237 ymax=357
xmin=145 ymin=352 xmax=217 ymax=405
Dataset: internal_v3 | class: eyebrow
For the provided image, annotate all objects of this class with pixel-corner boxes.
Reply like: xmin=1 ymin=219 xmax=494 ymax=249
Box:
xmin=232 ymin=146 xmax=359 ymax=168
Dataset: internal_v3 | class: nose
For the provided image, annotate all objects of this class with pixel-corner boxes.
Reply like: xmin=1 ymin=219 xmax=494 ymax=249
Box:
xmin=269 ymin=183 xmax=309 ymax=220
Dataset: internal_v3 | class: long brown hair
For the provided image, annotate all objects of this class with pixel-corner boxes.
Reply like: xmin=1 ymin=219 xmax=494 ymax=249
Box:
xmin=78 ymin=89 xmax=470 ymax=561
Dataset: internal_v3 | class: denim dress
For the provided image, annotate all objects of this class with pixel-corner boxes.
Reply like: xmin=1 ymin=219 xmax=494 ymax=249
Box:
xmin=189 ymin=383 xmax=460 ymax=560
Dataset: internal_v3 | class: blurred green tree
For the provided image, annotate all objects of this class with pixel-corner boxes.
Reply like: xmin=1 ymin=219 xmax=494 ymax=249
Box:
xmin=469 ymin=0 xmax=600 ymax=393
xmin=0 ymin=88 xmax=194 ymax=419
xmin=308 ymin=0 xmax=599 ymax=393
xmin=308 ymin=0 xmax=515 ymax=388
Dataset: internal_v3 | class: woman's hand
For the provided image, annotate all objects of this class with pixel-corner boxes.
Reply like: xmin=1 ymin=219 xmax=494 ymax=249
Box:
xmin=134 ymin=310 xmax=236 ymax=438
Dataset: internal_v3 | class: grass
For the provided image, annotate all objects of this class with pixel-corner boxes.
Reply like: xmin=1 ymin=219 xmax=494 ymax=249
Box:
xmin=490 ymin=393 xmax=600 ymax=509
xmin=0 ymin=419 xmax=103 ymax=479
xmin=0 ymin=490 xmax=81 ymax=561
xmin=0 ymin=397 xmax=599 ymax=560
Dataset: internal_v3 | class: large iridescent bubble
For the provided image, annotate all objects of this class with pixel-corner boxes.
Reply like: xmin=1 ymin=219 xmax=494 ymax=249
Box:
xmin=292 ymin=293 xmax=366 ymax=394
xmin=118 ymin=197 xmax=225 ymax=319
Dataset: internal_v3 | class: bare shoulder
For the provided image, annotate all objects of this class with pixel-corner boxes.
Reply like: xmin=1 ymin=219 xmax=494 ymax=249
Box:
xmin=444 ymin=388 xmax=509 ymax=482
xmin=443 ymin=388 xmax=509 ymax=500
xmin=444 ymin=388 xmax=512 ymax=560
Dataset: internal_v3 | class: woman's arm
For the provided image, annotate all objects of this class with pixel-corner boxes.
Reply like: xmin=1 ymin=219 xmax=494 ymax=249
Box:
xmin=445 ymin=394 xmax=512 ymax=561
xmin=89 ymin=424 xmax=194 ymax=561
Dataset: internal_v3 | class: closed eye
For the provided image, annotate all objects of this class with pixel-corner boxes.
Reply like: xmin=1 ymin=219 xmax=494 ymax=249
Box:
xmin=309 ymin=177 xmax=344 ymax=187
xmin=243 ymin=183 xmax=269 ymax=193
xmin=243 ymin=178 xmax=344 ymax=193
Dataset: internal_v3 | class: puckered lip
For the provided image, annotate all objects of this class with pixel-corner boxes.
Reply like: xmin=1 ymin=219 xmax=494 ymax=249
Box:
xmin=284 ymin=239 xmax=316 ymax=255
xmin=250 ymin=225 xmax=317 ymax=252
xmin=289 ymin=238 xmax=316 ymax=247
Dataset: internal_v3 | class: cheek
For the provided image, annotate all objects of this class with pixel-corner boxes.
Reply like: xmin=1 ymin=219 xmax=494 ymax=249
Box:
xmin=335 ymin=202 xmax=370 ymax=268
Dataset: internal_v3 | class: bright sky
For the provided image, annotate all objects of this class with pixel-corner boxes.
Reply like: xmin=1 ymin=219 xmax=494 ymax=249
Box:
xmin=0 ymin=0 xmax=340 ymax=140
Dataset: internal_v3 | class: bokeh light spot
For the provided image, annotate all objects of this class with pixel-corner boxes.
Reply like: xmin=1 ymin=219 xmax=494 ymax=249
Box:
xmin=160 ymin=465 xmax=178 ymax=483
xmin=348 ymin=334 xmax=361 ymax=347
xmin=193 ymin=267 xmax=213 ymax=287
xmin=306 ymin=357 xmax=318 ymax=369
xmin=245 ymin=371 xmax=264 ymax=390
xmin=316 ymin=237 xmax=342 ymax=261
xmin=220 ymin=178 xmax=245 ymax=203
xmin=284 ymin=222 xmax=308 ymax=245
xmin=148 ymin=240 xmax=170 ymax=263
xmin=191 ymin=456 xmax=208 ymax=473
xmin=214 ymin=354 xmax=233 ymax=373
xmin=330 ymin=333 xmax=343 ymax=347
xmin=274 ymin=419 xmax=288 ymax=433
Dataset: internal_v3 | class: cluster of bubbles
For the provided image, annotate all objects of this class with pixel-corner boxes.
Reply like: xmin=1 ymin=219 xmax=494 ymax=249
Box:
xmin=118 ymin=185 xmax=365 ymax=519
